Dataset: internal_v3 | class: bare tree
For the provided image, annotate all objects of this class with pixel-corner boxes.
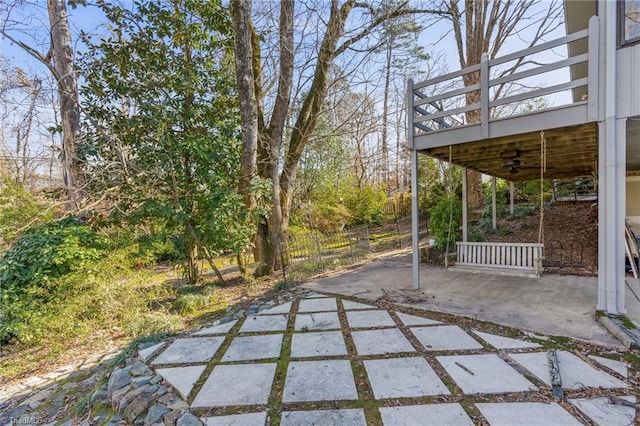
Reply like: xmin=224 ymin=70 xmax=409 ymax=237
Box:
xmin=232 ymin=0 xmax=448 ymax=275
xmin=1 ymin=0 xmax=84 ymax=211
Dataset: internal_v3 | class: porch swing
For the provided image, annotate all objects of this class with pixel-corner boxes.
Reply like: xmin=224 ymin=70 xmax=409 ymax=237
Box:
xmin=446 ymin=131 xmax=547 ymax=277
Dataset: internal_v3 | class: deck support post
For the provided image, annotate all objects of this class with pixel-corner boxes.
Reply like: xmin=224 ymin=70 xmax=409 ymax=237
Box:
xmin=462 ymin=168 xmax=468 ymax=242
xmin=597 ymin=2 xmax=625 ymax=315
xmin=510 ymin=182 xmax=515 ymax=215
xmin=409 ymin=79 xmax=420 ymax=290
xmin=492 ymin=176 xmax=497 ymax=230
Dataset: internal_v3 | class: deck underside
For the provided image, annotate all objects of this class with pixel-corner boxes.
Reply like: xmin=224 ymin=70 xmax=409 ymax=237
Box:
xmin=421 ymin=122 xmax=598 ymax=182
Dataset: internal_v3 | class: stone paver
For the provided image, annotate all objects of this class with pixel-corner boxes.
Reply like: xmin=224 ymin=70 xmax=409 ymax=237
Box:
xmin=471 ymin=330 xmax=541 ymax=349
xmin=298 ymin=297 xmax=337 ymax=312
xmin=280 ymin=409 xmax=367 ymax=426
xmin=379 ymin=404 xmax=474 ymax=426
xmin=239 ymin=314 xmax=288 ymax=333
xmin=569 ymin=396 xmax=636 ymax=426
xmin=342 ymin=300 xmax=377 ymax=310
xmin=295 ymin=312 xmax=341 ymax=330
xmin=588 ymin=355 xmax=628 ymax=377
xmin=411 ymin=325 xmax=483 ymax=351
xmin=364 ymin=357 xmax=450 ymax=398
xmin=282 ymin=360 xmax=358 ymax=402
xmin=509 ymin=351 xmax=628 ymax=389
xmin=476 ymin=402 xmax=582 ymax=426
xmin=347 ymin=309 xmax=396 ymax=328
xmin=257 ymin=302 xmax=292 ymax=315
xmin=152 ymin=337 xmax=224 ymax=365
xmin=203 ymin=412 xmax=268 ymax=426
xmin=123 ymin=292 xmax=632 ymax=426
xmin=290 ymin=331 xmax=347 ymax=358
xmin=437 ymin=354 xmax=537 ymax=394
xmin=155 ymin=365 xmax=206 ymax=399
xmin=396 ymin=312 xmax=441 ymax=326
xmin=352 ymin=328 xmax=415 ymax=355
xmin=221 ymin=334 xmax=283 ymax=361
xmin=191 ymin=364 xmax=276 ymax=408
xmin=192 ymin=320 xmax=237 ymax=336
xmin=138 ymin=342 xmax=165 ymax=362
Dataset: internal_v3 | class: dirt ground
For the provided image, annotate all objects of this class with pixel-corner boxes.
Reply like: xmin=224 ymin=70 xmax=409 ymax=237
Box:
xmin=486 ymin=201 xmax=598 ymax=276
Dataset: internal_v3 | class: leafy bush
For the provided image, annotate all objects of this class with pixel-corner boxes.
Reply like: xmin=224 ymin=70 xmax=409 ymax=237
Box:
xmin=0 ymin=180 xmax=55 ymax=249
xmin=310 ymin=204 xmax=351 ymax=233
xmin=0 ymin=217 xmax=107 ymax=344
xmin=429 ymin=195 xmax=462 ymax=251
xmin=343 ymin=184 xmax=387 ymax=226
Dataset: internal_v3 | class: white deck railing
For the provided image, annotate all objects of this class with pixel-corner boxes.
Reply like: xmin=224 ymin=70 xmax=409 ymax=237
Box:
xmin=409 ymin=16 xmax=600 ymax=150
xmin=455 ymin=242 xmax=544 ymax=276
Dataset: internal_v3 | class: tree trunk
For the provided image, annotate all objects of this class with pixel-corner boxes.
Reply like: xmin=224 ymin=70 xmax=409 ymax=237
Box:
xmin=230 ymin=0 xmax=259 ymax=278
xmin=380 ymin=40 xmax=392 ymax=186
xmin=47 ymin=0 xmax=84 ymax=212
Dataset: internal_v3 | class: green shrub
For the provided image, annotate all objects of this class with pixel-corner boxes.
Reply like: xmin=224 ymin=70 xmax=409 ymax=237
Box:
xmin=429 ymin=195 xmax=462 ymax=251
xmin=0 ymin=180 xmax=55 ymax=249
xmin=343 ymin=184 xmax=387 ymax=226
xmin=0 ymin=217 xmax=107 ymax=344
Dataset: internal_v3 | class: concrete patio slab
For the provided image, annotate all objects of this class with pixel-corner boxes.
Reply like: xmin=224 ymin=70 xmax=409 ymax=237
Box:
xmin=298 ymin=297 xmax=337 ymax=312
xmin=290 ymin=331 xmax=347 ymax=358
xmin=346 ymin=310 xmax=396 ymax=328
xmin=302 ymin=251 xmax=627 ymax=346
xmin=138 ymin=342 xmax=165 ymax=362
xmin=569 ymin=396 xmax=636 ymax=426
xmin=294 ymin=312 xmax=341 ymax=331
xmin=239 ymin=314 xmax=288 ymax=333
xmin=256 ymin=302 xmax=292 ymax=315
xmin=395 ymin=312 xmax=441 ymax=326
xmin=471 ymin=330 xmax=541 ymax=350
xmin=282 ymin=360 xmax=358 ymax=402
xmin=152 ymin=337 xmax=224 ymax=365
xmin=437 ymin=354 xmax=537 ymax=394
xmin=342 ymin=300 xmax=377 ymax=310
xmin=588 ymin=355 xmax=628 ymax=377
xmin=475 ymin=402 xmax=582 ymax=426
xmin=378 ymin=404 xmax=474 ymax=426
xmin=192 ymin=320 xmax=238 ymax=336
xmin=191 ymin=363 xmax=277 ymax=408
xmin=155 ymin=365 xmax=206 ymax=399
xmin=364 ymin=357 xmax=450 ymax=398
xmin=509 ymin=351 xmax=628 ymax=390
xmin=351 ymin=328 xmax=416 ymax=355
xmin=221 ymin=334 xmax=283 ymax=362
xmin=203 ymin=412 xmax=268 ymax=426
xmin=411 ymin=325 xmax=483 ymax=351
xmin=280 ymin=409 xmax=366 ymax=426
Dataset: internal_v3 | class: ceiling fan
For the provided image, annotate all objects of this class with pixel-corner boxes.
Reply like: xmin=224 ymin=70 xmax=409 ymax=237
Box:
xmin=501 ymin=150 xmax=553 ymax=174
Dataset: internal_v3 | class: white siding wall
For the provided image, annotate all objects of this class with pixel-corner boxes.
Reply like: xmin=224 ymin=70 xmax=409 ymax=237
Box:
xmin=617 ymin=44 xmax=640 ymax=118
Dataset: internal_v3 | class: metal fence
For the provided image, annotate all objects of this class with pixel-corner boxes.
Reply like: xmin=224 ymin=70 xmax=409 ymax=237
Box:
xmin=280 ymin=217 xmax=413 ymax=282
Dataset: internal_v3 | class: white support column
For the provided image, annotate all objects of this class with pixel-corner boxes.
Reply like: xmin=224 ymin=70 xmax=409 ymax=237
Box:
xmin=597 ymin=1 xmax=625 ymax=315
xmin=492 ymin=176 xmax=497 ymax=230
xmin=408 ymin=78 xmax=420 ymax=290
xmin=462 ymin=168 xmax=468 ymax=242
xmin=510 ymin=181 xmax=515 ymax=215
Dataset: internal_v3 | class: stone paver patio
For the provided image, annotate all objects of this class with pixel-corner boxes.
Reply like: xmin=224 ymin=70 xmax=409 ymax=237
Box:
xmin=139 ymin=293 xmax=635 ymax=425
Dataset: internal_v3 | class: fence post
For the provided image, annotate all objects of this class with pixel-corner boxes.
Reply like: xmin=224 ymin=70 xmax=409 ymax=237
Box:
xmin=347 ymin=228 xmax=355 ymax=262
xmin=314 ymin=234 xmax=324 ymax=269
